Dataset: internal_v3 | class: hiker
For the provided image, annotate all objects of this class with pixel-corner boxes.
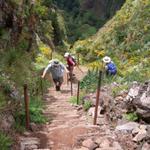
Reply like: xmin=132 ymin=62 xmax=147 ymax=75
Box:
xmin=64 ymin=52 xmax=76 ymax=80
xmin=41 ymin=59 xmax=69 ymax=91
xmin=102 ymin=56 xmax=117 ymax=76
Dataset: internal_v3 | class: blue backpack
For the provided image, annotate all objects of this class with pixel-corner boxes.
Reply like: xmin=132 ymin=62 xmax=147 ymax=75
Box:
xmin=107 ymin=62 xmax=117 ymax=74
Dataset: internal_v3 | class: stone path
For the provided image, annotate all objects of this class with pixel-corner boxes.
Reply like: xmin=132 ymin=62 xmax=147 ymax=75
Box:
xmin=19 ymin=66 xmax=101 ymax=150
xmin=18 ymin=66 xmax=138 ymax=150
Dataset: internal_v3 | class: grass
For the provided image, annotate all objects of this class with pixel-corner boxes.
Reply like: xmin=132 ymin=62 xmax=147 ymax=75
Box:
xmin=112 ymin=84 xmax=129 ymax=97
xmin=13 ymin=96 xmax=47 ymax=132
xmin=69 ymin=90 xmax=86 ymax=105
xmin=83 ymin=100 xmax=92 ymax=111
xmin=0 ymin=92 xmax=7 ymax=109
xmin=69 ymin=96 xmax=82 ymax=105
xmin=123 ymin=112 xmax=139 ymax=121
xmin=69 ymin=94 xmax=92 ymax=111
xmin=0 ymin=132 xmax=12 ymax=150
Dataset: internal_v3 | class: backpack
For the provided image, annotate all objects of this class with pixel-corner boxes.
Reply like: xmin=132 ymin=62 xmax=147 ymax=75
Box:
xmin=71 ymin=56 xmax=77 ymax=66
xmin=107 ymin=62 xmax=117 ymax=74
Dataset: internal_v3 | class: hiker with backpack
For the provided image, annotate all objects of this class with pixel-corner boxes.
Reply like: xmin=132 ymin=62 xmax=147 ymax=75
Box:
xmin=41 ymin=59 xmax=69 ymax=91
xmin=64 ymin=52 xmax=76 ymax=80
xmin=102 ymin=56 xmax=117 ymax=76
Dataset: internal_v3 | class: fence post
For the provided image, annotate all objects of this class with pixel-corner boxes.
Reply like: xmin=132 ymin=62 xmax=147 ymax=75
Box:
xmin=93 ymin=70 xmax=102 ymax=125
xmin=24 ymin=84 xmax=30 ymax=130
xmin=77 ymin=81 xmax=80 ymax=104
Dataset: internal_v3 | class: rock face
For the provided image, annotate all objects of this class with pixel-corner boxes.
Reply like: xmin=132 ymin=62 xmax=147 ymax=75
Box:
xmin=125 ymin=81 xmax=150 ymax=122
xmin=81 ymin=0 xmax=125 ymax=19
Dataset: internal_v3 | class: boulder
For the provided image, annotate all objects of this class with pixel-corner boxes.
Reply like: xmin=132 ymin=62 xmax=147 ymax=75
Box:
xmin=125 ymin=81 xmax=150 ymax=122
xmin=82 ymin=139 xmax=98 ymax=150
xmin=115 ymin=122 xmax=139 ymax=132
xmin=88 ymin=106 xmax=102 ymax=118
xmin=141 ymin=142 xmax=150 ymax=150
xmin=133 ymin=129 xmax=147 ymax=142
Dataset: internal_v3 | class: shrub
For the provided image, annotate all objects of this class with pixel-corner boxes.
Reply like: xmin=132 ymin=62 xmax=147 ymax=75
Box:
xmin=80 ymin=70 xmax=98 ymax=92
xmin=14 ymin=96 xmax=47 ymax=132
xmin=83 ymin=100 xmax=92 ymax=111
xmin=69 ymin=96 xmax=81 ymax=105
xmin=123 ymin=112 xmax=138 ymax=121
xmin=0 ymin=132 xmax=12 ymax=150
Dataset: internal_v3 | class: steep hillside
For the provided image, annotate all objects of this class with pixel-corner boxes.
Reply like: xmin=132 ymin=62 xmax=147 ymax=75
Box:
xmin=0 ymin=0 xmax=67 ymax=135
xmin=54 ymin=0 xmax=125 ymax=42
xmin=80 ymin=0 xmax=125 ymax=19
xmin=74 ymin=0 xmax=150 ymax=82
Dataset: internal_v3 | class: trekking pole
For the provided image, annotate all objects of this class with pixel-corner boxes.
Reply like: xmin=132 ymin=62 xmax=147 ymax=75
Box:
xmin=67 ymin=73 xmax=69 ymax=85
xmin=24 ymin=84 xmax=30 ymax=130
xmin=93 ymin=70 xmax=102 ymax=125
xmin=70 ymin=73 xmax=73 ymax=96
xmin=77 ymin=81 xmax=80 ymax=104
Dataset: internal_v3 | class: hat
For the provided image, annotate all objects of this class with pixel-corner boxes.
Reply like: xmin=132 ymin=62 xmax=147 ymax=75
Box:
xmin=64 ymin=52 xmax=70 ymax=57
xmin=49 ymin=59 xmax=59 ymax=66
xmin=102 ymin=56 xmax=111 ymax=63
xmin=53 ymin=59 xmax=59 ymax=66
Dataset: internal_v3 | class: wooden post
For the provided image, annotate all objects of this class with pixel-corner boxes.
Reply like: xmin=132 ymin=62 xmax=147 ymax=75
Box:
xmin=77 ymin=81 xmax=80 ymax=104
xmin=24 ymin=84 xmax=30 ymax=130
xmin=93 ymin=71 xmax=102 ymax=125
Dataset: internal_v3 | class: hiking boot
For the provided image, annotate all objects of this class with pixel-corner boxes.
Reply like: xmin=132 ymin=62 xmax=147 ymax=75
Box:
xmin=56 ymin=85 xmax=60 ymax=91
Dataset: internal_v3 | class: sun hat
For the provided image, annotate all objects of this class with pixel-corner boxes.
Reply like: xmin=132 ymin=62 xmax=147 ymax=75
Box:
xmin=64 ymin=52 xmax=70 ymax=57
xmin=102 ymin=56 xmax=111 ymax=63
xmin=49 ymin=59 xmax=59 ymax=66
xmin=53 ymin=59 xmax=59 ymax=66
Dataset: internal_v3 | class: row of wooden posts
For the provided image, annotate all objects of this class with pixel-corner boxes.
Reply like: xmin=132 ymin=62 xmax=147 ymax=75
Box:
xmin=23 ymin=70 xmax=102 ymax=130
xmin=23 ymin=52 xmax=102 ymax=129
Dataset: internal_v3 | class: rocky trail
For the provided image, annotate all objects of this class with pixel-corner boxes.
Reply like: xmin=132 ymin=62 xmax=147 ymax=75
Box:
xmin=17 ymin=67 xmax=150 ymax=150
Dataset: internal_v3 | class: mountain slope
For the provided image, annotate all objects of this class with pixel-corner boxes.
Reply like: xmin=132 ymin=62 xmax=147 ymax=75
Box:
xmin=74 ymin=0 xmax=150 ymax=82
xmin=54 ymin=0 xmax=125 ymax=42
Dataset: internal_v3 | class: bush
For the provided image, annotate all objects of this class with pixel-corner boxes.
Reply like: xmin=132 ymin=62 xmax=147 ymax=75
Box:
xmin=14 ymin=96 xmax=47 ymax=132
xmin=80 ymin=70 xmax=98 ymax=92
xmin=69 ymin=96 xmax=81 ymax=105
xmin=123 ymin=112 xmax=138 ymax=121
xmin=83 ymin=100 xmax=92 ymax=111
xmin=0 ymin=132 xmax=12 ymax=150
xmin=29 ymin=97 xmax=47 ymax=123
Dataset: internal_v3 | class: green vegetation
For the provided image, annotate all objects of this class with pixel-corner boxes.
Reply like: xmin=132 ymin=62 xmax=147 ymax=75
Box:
xmin=69 ymin=93 xmax=92 ymax=111
xmin=29 ymin=96 xmax=47 ymax=123
xmin=80 ymin=70 xmax=98 ymax=92
xmin=0 ymin=132 xmax=12 ymax=150
xmin=80 ymin=70 xmax=119 ymax=93
xmin=69 ymin=96 xmax=82 ymax=105
xmin=124 ymin=112 xmax=139 ymax=121
xmin=83 ymin=100 xmax=92 ymax=111
xmin=112 ymin=84 xmax=128 ymax=97
xmin=54 ymin=0 xmax=124 ymax=42
xmin=73 ymin=0 xmax=150 ymax=84
xmin=14 ymin=96 xmax=47 ymax=133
